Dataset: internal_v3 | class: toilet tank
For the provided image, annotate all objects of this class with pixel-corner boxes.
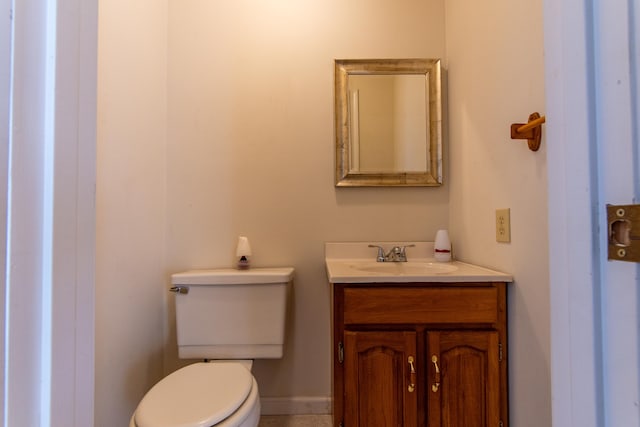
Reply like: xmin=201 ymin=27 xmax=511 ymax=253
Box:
xmin=171 ymin=267 xmax=294 ymax=360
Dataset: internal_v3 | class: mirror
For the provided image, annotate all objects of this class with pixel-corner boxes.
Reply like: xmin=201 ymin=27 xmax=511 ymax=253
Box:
xmin=334 ymin=58 xmax=443 ymax=187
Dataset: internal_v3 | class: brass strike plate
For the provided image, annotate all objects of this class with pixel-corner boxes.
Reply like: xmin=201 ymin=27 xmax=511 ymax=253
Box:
xmin=607 ymin=204 xmax=640 ymax=262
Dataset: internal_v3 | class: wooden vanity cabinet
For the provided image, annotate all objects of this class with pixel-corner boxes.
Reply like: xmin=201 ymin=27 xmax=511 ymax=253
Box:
xmin=331 ymin=282 xmax=508 ymax=427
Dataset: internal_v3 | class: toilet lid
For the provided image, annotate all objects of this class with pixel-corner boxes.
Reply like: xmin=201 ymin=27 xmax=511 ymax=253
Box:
xmin=135 ymin=362 xmax=253 ymax=427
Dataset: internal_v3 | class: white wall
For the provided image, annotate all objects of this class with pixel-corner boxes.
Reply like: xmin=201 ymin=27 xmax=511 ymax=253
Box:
xmin=445 ymin=0 xmax=550 ymax=426
xmin=97 ymin=0 xmax=448 ymax=423
xmin=165 ymin=0 xmax=448 ymax=406
xmin=95 ymin=0 xmax=168 ymax=425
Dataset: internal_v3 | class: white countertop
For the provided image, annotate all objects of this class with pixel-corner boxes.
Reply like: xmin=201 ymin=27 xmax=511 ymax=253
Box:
xmin=325 ymin=242 xmax=513 ymax=284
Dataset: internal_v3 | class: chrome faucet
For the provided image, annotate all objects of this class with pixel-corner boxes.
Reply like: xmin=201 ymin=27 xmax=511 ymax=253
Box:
xmin=368 ymin=244 xmax=415 ymax=262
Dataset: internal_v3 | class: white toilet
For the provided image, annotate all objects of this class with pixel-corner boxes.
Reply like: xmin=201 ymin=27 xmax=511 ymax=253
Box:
xmin=130 ymin=267 xmax=294 ymax=427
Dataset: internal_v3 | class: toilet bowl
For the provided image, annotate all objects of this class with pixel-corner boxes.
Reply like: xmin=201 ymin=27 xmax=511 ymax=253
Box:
xmin=129 ymin=362 xmax=260 ymax=427
xmin=130 ymin=267 xmax=294 ymax=427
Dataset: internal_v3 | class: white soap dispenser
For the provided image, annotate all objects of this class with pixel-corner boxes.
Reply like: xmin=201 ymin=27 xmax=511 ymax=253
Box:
xmin=434 ymin=229 xmax=452 ymax=262
xmin=235 ymin=236 xmax=252 ymax=270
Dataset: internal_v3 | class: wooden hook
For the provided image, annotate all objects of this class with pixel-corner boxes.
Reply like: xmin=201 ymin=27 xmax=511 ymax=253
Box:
xmin=511 ymin=112 xmax=545 ymax=151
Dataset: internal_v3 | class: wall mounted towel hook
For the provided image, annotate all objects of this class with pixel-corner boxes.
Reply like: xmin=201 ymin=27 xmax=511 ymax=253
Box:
xmin=510 ymin=112 xmax=546 ymax=151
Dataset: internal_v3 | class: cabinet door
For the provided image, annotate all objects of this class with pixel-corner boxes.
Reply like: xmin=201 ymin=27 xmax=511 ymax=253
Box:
xmin=427 ymin=331 xmax=501 ymax=427
xmin=344 ymin=330 xmax=418 ymax=427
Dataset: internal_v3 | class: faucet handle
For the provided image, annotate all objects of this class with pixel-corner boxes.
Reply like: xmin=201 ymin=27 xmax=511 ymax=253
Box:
xmin=368 ymin=244 xmax=386 ymax=262
xmin=396 ymin=244 xmax=416 ymax=261
xmin=400 ymin=244 xmax=415 ymax=255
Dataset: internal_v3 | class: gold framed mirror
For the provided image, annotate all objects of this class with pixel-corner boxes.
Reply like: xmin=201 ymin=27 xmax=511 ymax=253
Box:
xmin=334 ymin=58 xmax=443 ymax=187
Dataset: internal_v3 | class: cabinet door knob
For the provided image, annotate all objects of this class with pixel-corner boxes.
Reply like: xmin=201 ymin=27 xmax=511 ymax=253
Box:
xmin=408 ymin=356 xmax=416 ymax=393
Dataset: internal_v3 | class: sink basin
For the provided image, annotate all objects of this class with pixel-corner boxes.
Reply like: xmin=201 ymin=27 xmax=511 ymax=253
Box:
xmin=349 ymin=262 xmax=458 ymax=275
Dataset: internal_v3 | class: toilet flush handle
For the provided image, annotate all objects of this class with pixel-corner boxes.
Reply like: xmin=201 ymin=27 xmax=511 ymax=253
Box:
xmin=169 ymin=286 xmax=189 ymax=294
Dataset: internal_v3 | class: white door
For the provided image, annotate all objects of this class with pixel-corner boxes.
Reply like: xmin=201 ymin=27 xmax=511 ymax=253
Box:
xmin=594 ymin=1 xmax=640 ymax=425
xmin=545 ymin=0 xmax=640 ymax=426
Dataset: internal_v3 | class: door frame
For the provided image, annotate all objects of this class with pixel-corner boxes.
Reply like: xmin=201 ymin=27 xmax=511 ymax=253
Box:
xmin=544 ymin=0 xmax=639 ymax=425
xmin=0 ymin=0 xmax=629 ymax=425
xmin=1 ymin=0 xmax=97 ymax=425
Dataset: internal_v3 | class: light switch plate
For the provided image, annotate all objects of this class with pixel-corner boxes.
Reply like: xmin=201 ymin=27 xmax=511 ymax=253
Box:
xmin=496 ymin=208 xmax=511 ymax=243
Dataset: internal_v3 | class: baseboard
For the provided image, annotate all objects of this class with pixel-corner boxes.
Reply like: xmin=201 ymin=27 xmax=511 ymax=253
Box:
xmin=260 ymin=396 xmax=332 ymax=415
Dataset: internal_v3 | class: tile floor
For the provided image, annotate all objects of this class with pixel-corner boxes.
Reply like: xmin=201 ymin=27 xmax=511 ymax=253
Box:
xmin=258 ymin=414 xmax=332 ymax=426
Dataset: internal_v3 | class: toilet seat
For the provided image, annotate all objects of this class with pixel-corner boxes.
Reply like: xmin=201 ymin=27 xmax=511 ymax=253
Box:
xmin=133 ymin=362 xmax=255 ymax=427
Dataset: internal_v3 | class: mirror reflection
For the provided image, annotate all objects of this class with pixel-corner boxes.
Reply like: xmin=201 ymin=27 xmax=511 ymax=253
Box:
xmin=335 ymin=58 xmax=443 ymax=187
xmin=349 ymin=74 xmax=428 ymax=173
